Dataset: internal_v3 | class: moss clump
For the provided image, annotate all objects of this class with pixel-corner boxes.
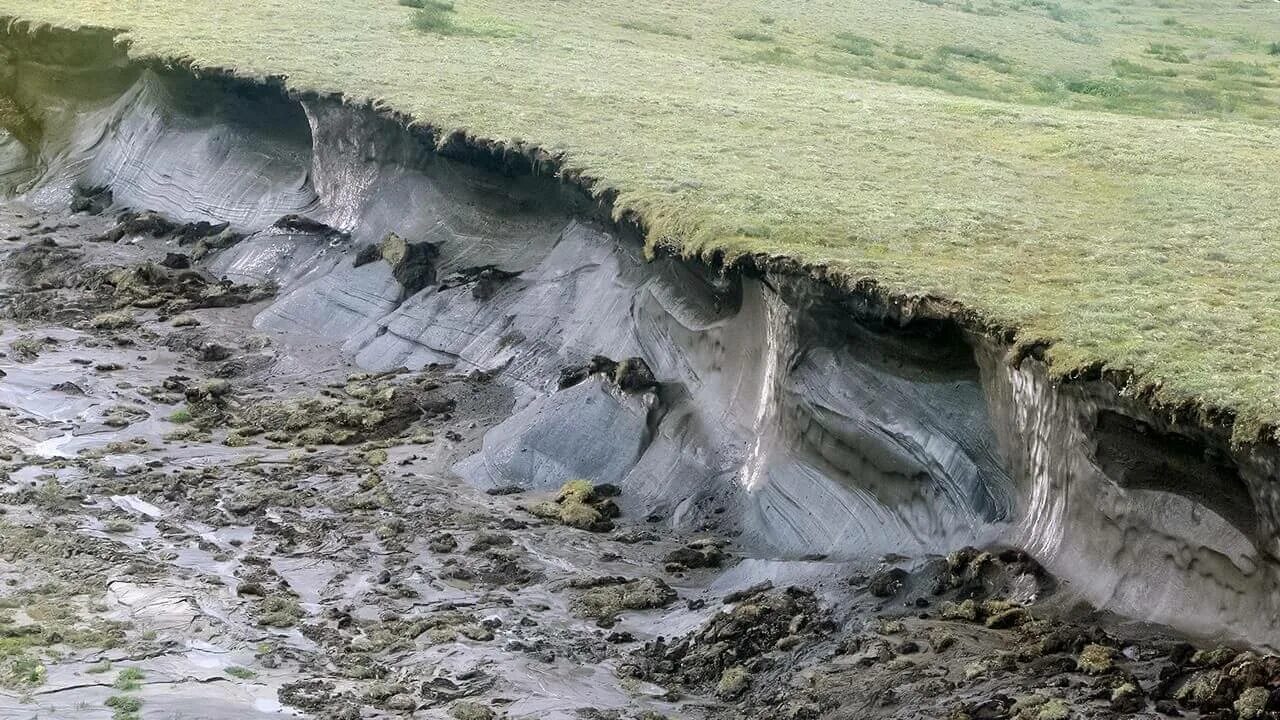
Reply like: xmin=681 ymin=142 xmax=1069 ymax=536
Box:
xmin=112 ymin=666 xmax=144 ymax=690
xmin=1 ymin=655 xmax=46 ymax=689
xmin=716 ymin=665 xmax=750 ymax=699
xmin=232 ymin=372 xmax=452 ymax=447
xmin=1076 ymin=644 xmax=1114 ymax=674
xmin=1036 ymin=698 xmax=1071 ymax=720
xmin=225 ymin=665 xmax=256 ymax=679
xmin=105 ymin=694 xmax=142 ymax=720
xmin=567 ymin=576 xmax=677 ymax=619
xmin=556 ymin=479 xmax=595 ymax=503
xmin=1236 ymin=686 xmax=1269 ymax=719
xmin=940 ymin=598 xmax=979 ymax=622
xmin=222 ymin=432 xmax=252 ymax=447
xmin=89 ymin=310 xmax=137 ymax=330
xmin=450 ymin=701 xmax=495 ymax=720
xmin=8 ymin=335 xmax=46 ymax=363
xmin=528 ymin=480 xmax=621 ymax=532
xmin=103 ymin=519 xmax=135 ymax=534
xmin=256 ymin=594 xmax=304 ymax=628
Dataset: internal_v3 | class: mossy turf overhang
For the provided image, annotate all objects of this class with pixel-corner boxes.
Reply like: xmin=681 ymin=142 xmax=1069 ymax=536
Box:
xmin=4 ymin=0 xmax=1280 ymax=442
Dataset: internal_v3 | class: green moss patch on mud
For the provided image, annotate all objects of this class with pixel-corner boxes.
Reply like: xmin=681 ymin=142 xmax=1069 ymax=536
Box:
xmin=176 ymin=370 xmax=456 ymax=447
xmin=526 ymin=480 xmax=622 ymax=532
xmin=0 ymin=574 xmax=131 ymax=691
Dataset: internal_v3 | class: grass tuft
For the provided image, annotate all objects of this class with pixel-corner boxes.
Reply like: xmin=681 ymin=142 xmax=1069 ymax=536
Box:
xmin=1145 ymin=42 xmax=1190 ymax=64
xmin=1111 ymin=58 xmax=1178 ymax=78
xmin=112 ymin=667 xmax=144 ymax=691
xmin=412 ymin=4 xmax=458 ymax=34
xmin=105 ymin=695 xmax=142 ymax=720
xmin=832 ymin=32 xmax=877 ymax=56
xmin=618 ymin=20 xmax=690 ymax=40
xmin=937 ymin=44 xmax=1014 ymax=73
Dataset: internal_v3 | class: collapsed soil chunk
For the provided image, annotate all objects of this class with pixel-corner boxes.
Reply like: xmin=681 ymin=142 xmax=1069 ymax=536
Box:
xmin=159 ymin=252 xmax=190 ymax=269
xmin=0 ymin=92 xmax=42 ymax=149
xmin=664 ymin=539 xmax=725 ymax=570
xmin=526 ymin=479 xmax=620 ymax=532
xmin=173 ymin=220 xmax=233 ymax=246
xmin=192 ymin=370 xmax=455 ymax=444
xmin=372 ymin=232 xmax=438 ymax=299
xmin=931 ymin=546 xmax=1053 ymax=602
xmin=567 ymin=575 xmax=677 ymax=619
xmin=1172 ymin=651 xmax=1280 ymax=714
xmin=622 ymin=585 xmax=828 ymax=696
xmin=7 ymin=334 xmax=48 ymax=363
xmin=438 ymin=265 xmax=521 ymax=301
xmin=558 ymin=355 xmax=658 ymax=393
xmin=96 ymin=261 xmax=275 ymax=316
xmin=5 ymin=238 xmax=82 ymax=288
xmin=69 ymin=184 xmax=112 ymax=215
xmin=90 ymin=211 xmax=176 ymax=243
xmin=867 ymin=566 xmax=909 ymax=597
xmin=272 ymin=214 xmax=349 ymax=240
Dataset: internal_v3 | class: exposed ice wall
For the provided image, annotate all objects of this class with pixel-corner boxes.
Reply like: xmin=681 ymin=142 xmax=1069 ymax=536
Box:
xmin=17 ymin=69 xmax=1010 ymax=561
xmin=981 ymin=350 xmax=1280 ymax=649
xmin=12 ymin=50 xmax=1280 ymax=647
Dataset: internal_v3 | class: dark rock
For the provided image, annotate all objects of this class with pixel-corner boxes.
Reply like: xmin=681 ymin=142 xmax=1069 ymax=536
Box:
xmin=160 ymin=252 xmax=191 ymax=269
xmin=379 ymin=233 xmax=438 ymax=299
xmin=558 ymin=355 xmax=658 ymax=393
xmin=278 ymin=679 xmax=338 ymax=712
xmin=429 ymin=534 xmax=458 ymax=553
xmin=868 ymin=567 xmax=909 ymax=598
xmin=199 ymin=342 xmax=233 ymax=362
xmin=91 ymin=210 xmax=176 ymax=243
xmin=70 ymin=184 xmax=112 ymax=215
xmin=353 ymin=243 xmax=381 ymax=267
xmin=440 ymin=265 xmax=520 ymax=301
xmin=664 ymin=541 xmax=724 ymax=569
xmin=50 ymin=381 xmax=85 ymax=395
xmin=629 ymin=585 xmax=826 ymax=695
xmin=272 ymin=214 xmax=349 ymax=239
xmin=613 ymin=357 xmax=657 ymax=392
xmin=725 ymin=581 xmax=773 ymax=604
xmin=174 ymin=220 xmax=232 ymax=245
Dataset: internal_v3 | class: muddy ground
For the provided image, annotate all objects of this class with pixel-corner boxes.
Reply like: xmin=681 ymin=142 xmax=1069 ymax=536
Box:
xmin=1 ymin=200 xmax=1277 ymax=720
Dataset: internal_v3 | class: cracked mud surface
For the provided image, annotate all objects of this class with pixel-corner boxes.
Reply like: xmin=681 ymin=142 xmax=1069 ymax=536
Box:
xmin=3 ymin=203 xmax=1280 ymax=720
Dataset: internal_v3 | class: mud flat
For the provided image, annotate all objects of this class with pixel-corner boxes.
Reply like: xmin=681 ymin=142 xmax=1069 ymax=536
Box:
xmin=2 ymin=23 xmax=1280 ymax=720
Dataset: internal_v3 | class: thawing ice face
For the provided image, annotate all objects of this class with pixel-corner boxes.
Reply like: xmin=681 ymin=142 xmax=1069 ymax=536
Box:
xmin=26 ymin=61 xmax=1280 ymax=647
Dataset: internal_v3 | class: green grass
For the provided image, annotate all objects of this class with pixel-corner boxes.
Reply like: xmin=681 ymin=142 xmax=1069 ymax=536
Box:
xmin=112 ymin=667 xmax=144 ymax=690
xmin=618 ymin=20 xmax=691 ymax=40
xmin=105 ymin=695 xmax=142 ymax=720
xmin=411 ymin=4 xmax=458 ymax=35
xmin=5 ymin=0 xmax=1280 ymax=439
